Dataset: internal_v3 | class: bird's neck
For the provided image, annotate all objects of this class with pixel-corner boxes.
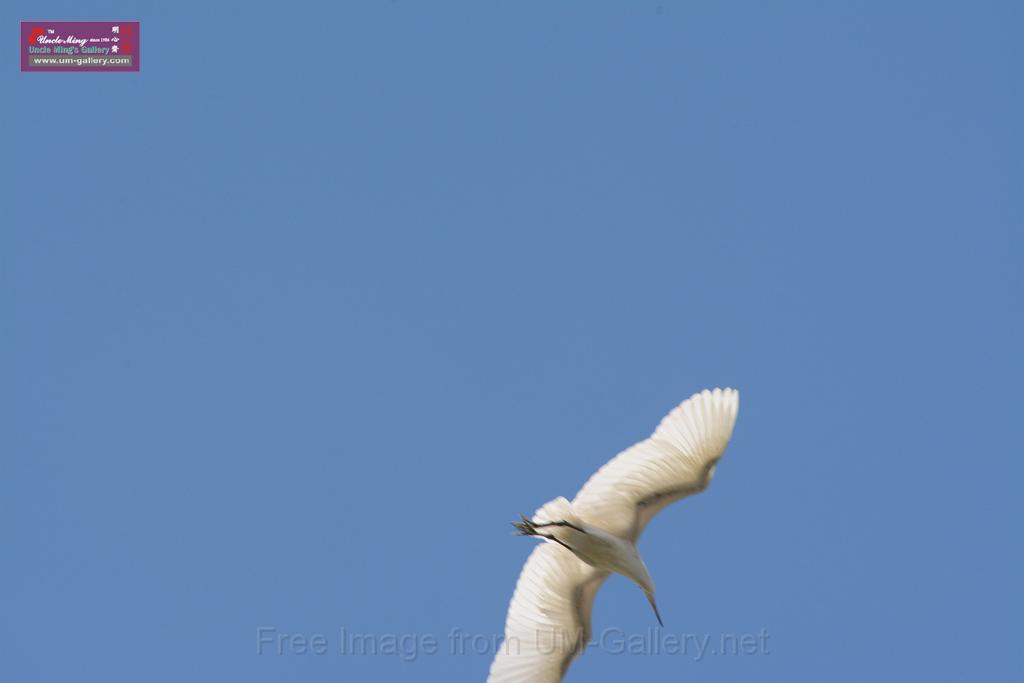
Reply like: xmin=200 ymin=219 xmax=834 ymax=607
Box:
xmin=619 ymin=548 xmax=654 ymax=593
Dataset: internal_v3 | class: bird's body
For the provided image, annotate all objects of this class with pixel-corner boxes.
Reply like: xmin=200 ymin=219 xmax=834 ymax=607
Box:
xmin=542 ymin=521 xmax=648 ymax=586
xmin=510 ymin=498 xmax=660 ymax=620
xmin=488 ymin=388 xmax=740 ymax=683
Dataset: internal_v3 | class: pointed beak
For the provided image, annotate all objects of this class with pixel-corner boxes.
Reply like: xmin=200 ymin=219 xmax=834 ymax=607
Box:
xmin=645 ymin=591 xmax=664 ymax=627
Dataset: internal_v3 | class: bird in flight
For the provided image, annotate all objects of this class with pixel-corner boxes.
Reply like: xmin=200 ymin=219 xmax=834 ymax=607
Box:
xmin=487 ymin=388 xmax=740 ymax=683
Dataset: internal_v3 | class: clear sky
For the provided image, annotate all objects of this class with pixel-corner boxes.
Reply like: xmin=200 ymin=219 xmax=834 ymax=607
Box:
xmin=5 ymin=2 xmax=1022 ymax=681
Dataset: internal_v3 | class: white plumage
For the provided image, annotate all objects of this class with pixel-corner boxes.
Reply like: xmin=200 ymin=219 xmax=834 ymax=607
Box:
xmin=488 ymin=388 xmax=740 ymax=683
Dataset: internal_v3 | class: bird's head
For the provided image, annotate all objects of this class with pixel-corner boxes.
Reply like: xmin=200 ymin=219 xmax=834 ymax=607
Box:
xmin=621 ymin=553 xmax=663 ymax=627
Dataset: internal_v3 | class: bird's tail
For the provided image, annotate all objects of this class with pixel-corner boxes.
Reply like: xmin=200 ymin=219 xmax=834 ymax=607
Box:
xmin=512 ymin=496 xmax=589 ymax=555
xmin=532 ymin=496 xmax=582 ymax=526
xmin=512 ymin=496 xmax=583 ymax=536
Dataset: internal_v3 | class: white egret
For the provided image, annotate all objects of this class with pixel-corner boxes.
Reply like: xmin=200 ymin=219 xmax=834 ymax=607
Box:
xmin=487 ymin=388 xmax=740 ymax=683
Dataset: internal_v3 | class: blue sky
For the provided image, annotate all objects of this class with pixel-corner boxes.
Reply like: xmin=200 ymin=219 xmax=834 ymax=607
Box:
xmin=5 ymin=2 xmax=1021 ymax=681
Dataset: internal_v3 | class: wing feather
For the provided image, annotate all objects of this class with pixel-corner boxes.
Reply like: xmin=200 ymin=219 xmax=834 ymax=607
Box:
xmin=572 ymin=388 xmax=739 ymax=540
xmin=487 ymin=543 xmax=608 ymax=683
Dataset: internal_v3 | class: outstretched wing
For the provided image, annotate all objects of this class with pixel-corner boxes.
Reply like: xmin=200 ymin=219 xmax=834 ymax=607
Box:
xmin=487 ymin=543 xmax=609 ymax=683
xmin=572 ymin=388 xmax=739 ymax=541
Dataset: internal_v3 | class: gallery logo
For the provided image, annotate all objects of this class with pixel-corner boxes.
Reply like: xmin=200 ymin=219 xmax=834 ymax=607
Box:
xmin=20 ymin=21 xmax=140 ymax=72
